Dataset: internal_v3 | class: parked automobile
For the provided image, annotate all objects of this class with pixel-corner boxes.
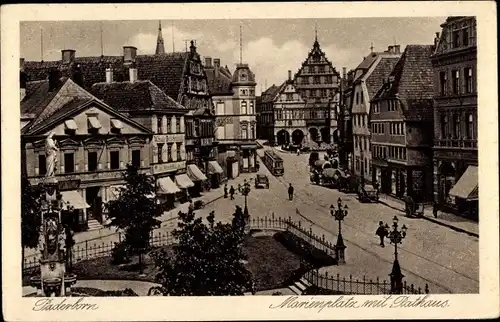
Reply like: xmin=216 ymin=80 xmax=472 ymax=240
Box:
xmin=255 ymin=174 xmax=270 ymax=189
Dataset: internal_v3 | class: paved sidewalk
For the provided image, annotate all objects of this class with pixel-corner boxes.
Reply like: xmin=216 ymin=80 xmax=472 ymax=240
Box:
xmin=375 ymin=192 xmax=479 ymax=237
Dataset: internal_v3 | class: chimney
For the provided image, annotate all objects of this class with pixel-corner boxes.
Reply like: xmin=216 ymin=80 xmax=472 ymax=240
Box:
xmin=214 ymin=58 xmax=220 ymax=77
xmin=129 ymin=65 xmax=138 ymax=83
xmin=205 ymin=57 xmax=212 ymax=68
xmin=48 ymin=69 xmax=61 ymax=92
xmin=342 ymin=67 xmax=347 ymax=79
xmin=387 ymin=45 xmax=394 ymax=53
xmin=394 ymin=45 xmax=401 ymax=54
xmin=106 ymin=65 xmax=113 ymax=83
xmin=123 ymin=46 xmax=137 ymax=64
xmin=61 ymin=49 xmax=76 ymax=64
xmin=288 ymin=70 xmax=292 ymax=81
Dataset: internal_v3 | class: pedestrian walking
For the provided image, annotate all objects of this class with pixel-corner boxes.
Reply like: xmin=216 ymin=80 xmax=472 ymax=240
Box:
xmin=375 ymin=221 xmax=387 ymax=247
xmin=297 ymin=148 xmax=301 ymax=156
xmin=433 ymin=202 xmax=438 ymax=218
xmin=224 ymin=184 xmax=228 ymax=198
xmin=237 ymin=183 xmax=242 ymax=193
xmin=229 ymin=185 xmax=235 ymax=200
xmin=288 ymin=183 xmax=294 ymax=201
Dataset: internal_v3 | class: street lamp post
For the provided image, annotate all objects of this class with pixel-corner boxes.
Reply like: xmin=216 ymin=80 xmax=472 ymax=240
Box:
xmin=330 ymin=197 xmax=348 ymax=264
xmin=241 ymin=179 xmax=251 ymax=223
xmin=387 ymin=215 xmax=408 ymax=294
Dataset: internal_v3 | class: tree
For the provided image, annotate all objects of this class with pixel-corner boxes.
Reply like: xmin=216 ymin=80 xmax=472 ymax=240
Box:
xmin=151 ymin=206 xmax=253 ymax=296
xmin=106 ymin=165 xmax=161 ymax=274
xmin=21 ymin=176 xmax=42 ymax=271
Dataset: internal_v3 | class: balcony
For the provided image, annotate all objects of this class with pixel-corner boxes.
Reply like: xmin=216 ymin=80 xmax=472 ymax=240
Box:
xmin=29 ymin=168 xmax=150 ymax=186
xmin=434 ymin=139 xmax=477 ymax=149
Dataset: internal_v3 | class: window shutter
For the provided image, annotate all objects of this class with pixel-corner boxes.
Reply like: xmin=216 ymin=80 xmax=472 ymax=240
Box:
xmin=161 ymin=143 xmax=168 ymax=163
xmin=171 ymin=143 xmax=178 ymax=162
xmin=180 ymin=144 xmax=186 ymax=160
xmin=171 ymin=116 xmax=177 ymax=134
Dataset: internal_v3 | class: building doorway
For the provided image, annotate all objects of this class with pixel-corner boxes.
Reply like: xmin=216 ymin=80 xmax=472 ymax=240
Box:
xmin=320 ymin=127 xmax=330 ymax=143
xmin=332 ymin=129 xmax=339 ymax=144
xmin=85 ymin=186 xmax=102 ymax=222
xmin=309 ymin=128 xmax=319 ymax=142
xmin=439 ymin=162 xmax=456 ymax=205
xmin=291 ymin=129 xmax=305 ymax=146
xmin=277 ymin=130 xmax=290 ymax=146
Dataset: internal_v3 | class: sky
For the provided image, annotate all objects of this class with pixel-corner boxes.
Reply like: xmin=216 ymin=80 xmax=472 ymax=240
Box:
xmin=21 ymin=18 xmax=446 ymax=95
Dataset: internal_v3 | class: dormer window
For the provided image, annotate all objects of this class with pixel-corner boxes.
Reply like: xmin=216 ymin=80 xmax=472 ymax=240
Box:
xmin=64 ymin=119 xmax=77 ymax=135
xmin=87 ymin=116 xmax=102 ymax=134
xmin=241 ymin=73 xmax=247 ymax=81
xmin=110 ymin=119 xmax=123 ymax=134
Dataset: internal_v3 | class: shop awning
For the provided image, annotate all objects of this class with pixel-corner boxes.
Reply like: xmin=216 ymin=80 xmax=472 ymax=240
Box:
xmin=61 ymin=191 xmax=90 ymax=210
xmin=175 ymin=174 xmax=195 ymax=189
xmin=88 ymin=116 xmax=102 ymax=129
xmin=187 ymin=164 xmax=207 ymax=181
xmin=208 ymin=161 xmax=224 ymax=174
xmin=64 ymin=119 xmax=78 ymax=130
xmin=449 ymin=166 xmax=478 ymax=200
xmin=157 ymin=177 xmax=181 ymax=195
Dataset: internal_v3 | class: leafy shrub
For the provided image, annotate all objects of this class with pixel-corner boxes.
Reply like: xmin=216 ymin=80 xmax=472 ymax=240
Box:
xmin=111 ymin=242 xmax=131 ymax=265
xmin=105 ymin=288 xmax=138 ymax=296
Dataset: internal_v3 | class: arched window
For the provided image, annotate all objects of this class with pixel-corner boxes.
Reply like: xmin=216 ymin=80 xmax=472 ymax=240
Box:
xmin=241 ymin=124 xmax=248 ymax=139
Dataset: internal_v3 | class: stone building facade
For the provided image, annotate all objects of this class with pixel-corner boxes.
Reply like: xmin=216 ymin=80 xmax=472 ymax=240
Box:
xmin=273 ymin=71 xmax=308 ymax=146
xmin=205 ymin=58 xmax=258 ymax=179
xmin=293 ymin=37 xmax=341 ymax=146
xmin=21 ymin=75 xmax=152 ymax=231
xmin=431 ymin=16 xmax=478 ymax=217
xmin=370 ymin=45 xmax=435 ymax=203
xmin=350 ymin=47 xmax=402 ymax=182
xmin=256 ymin=84 xmax=280 ymax=143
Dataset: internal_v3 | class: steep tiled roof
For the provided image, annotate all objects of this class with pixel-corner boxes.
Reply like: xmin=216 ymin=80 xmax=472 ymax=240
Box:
xmin=91 ymin=80 xmax=186 ymax=113
xmin=364 ymin=56 xmax=400 ymax=99
xmin=23 ymin=52 xmax=188 ymax=101
xmin=205 ymin=67 xmax=233 ymax=95
xmin=21 ymin=77 xmax=98 ymax=132
xmin=261 ymin=84 xmax=281 ymax=103
xmin=373 ymin=45 xmax=434 ymax=108
xmin=21 ymin=79 xmax=65 ymax=117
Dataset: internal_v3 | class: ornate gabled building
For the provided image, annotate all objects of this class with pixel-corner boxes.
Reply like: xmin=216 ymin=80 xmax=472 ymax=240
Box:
xmin=21 ymin=74 xmax=152 ymax=231
xmin=272 ymin=71 xmax=308 ymax=147
xmin=349 ymin=46 xmax=402 ymax=182
xmin=431 ymin=16 xmax=477 ymax=218
xmin=369 ymin=45 xmax=435 ymax=202
xmin=22 ymin=35 xmax=222 ymax=188
xmin=293 ymin=36 xmax=342 ymax=146
xmin=205 ymin=57 xmax=258 ymax=179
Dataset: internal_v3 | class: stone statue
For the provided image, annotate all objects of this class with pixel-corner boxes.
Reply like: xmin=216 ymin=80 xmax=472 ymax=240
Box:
xmin=45 ymin=132 xmax=59 ymax=177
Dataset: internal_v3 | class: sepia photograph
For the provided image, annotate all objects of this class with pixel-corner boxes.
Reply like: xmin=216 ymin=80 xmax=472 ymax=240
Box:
xmin=2 ymin=2 xmax=498 ymax=321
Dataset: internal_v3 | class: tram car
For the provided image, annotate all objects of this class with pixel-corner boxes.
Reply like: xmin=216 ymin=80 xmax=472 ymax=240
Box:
xmin=263 ymin=150 xmax=284 ymax=176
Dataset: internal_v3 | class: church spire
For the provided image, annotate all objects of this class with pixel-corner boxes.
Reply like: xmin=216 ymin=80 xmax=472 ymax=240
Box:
xmin=156 ymin=20 xmax=165 ymax=55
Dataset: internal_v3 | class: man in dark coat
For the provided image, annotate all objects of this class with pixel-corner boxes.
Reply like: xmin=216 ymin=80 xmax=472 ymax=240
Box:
xmin=433 ymin=202 xmax=439 ymax=218
xmin=375 ymin=221 xmax=387 ymax=247
xmin=288 ymin=183 xmax=294 ymax=201
xmin=224 ymin=184 xmax=228 ymax=198
xmin=229 ymin=185 xmax=235 ymax=200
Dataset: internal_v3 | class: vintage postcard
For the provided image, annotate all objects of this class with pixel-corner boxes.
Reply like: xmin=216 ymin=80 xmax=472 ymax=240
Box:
xmin=1 ymin=1 xmax=498 ymax=321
